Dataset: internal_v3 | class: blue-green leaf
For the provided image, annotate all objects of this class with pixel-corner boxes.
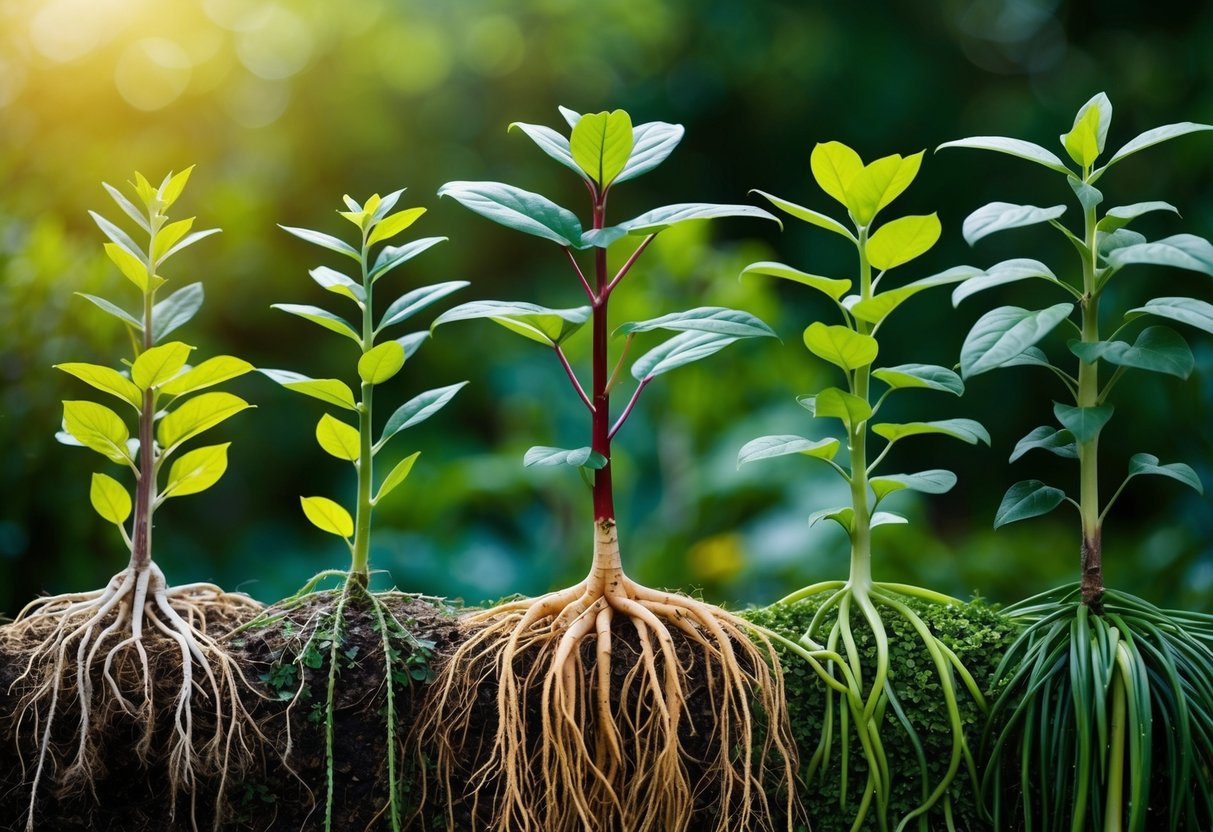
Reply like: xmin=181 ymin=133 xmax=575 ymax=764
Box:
xmin=808 ymin=506 xmax=853 ymax=532
xmin=1097 ymin=202 xmax=1179 ymax=233
xmin=871 ymin=364 xmax=964 ymax=396
xmin=152 ymin=282 xmax=203 ymax=343
xmin=1009 ymin=426 xmax=1077 ymax=463
xmin=614 ymin=203 xmax=779 ymax=235
xmin=272 ymin=303 xmax=361 ymax=344
xmin=960 ymin=303 xmax=1074 ymax=378
xmin=432 ymin=300 xmax=590 ymax=346
xmin=438 ymin=181 xmax=582 ymax=247
xmin=615 ymin=307 xmax=776 ymax=339
xmin=508 ymin=121 xmax=583 ymax=179
xmin=280 ymin=225 xmax=361 ymax=261
xmin=961 ymin=203 xmax=1067 ymax=246
xmin=1104 ymin=122 xmax=1213 ymax=169
xmin=1104 ymin=234 xmax=1213 ymax=277
xmin=737 ymin=435 xmax=840 ymax=467
xmin=740 ymin=261 xmax=852 ymax=302
xmin=616 ymin=120 xmax=684 ymax=184
xmin=631 ymin=331 xmax=739 ymax=380
xmin=377 ymin=382 xmax=468 ymax=448
xmin=89 ymin=211 xmax=146 ymax=265
xmin=1067 ymin=327 xmax=1193 ymax=379
xmin=1127 ymin=297 xmax=1213 ymax=336
xmin=1126 ymin=453 xmax=1203 ymax=494
xmin=523 ymin=446 xmax=608 ymax=469
xmin=78 ymin=293 xmax=143 ymax=330
xmin=952 ymin=259 xmax=1060 ymax=306
xmin=750 ymin=189 xmax=855 ymax=240
xmin=370 ymin=236 xmax=448 ymax=282
xmin=378 ymin=281 xmax=469 ymax=331
xmin=873 ymin=418 xmax=990 ymax=446
xmin=1053 ymin=402 xmax=1114 ymax=444
xmin=994 ymin=480 xmax=1068 ymax=528
xmin=310 ymin=267 xmax=365 ymax=303
xmin=811 ymin=387 xmax=873 ymax=431
xmin=870 ymin=469 xmax=957 ymax=501
xmin=937 ymin=136 xmax=1072 ymax=175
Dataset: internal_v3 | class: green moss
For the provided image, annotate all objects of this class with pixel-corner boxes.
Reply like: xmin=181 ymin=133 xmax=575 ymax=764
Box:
xmin=744 ymin=593 xmax=1019 ymax=831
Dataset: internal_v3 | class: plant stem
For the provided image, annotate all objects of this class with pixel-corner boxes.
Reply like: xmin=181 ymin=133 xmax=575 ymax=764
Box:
xmin=590 ymin=197 xmax=615 ymax=524
xmin=129 ymin=211 xmax=164 ymax=571
xmin=351 ymin=235 xmax=374 ymax=587
xmin=848 ymin=227 xmax=874 ymax=591
xmin=1077 ymin=191 xmax=1103 ymax=607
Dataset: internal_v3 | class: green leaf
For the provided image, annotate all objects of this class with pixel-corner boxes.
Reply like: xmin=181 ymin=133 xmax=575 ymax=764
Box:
xmin=62 ymin=401 xmax=131 ymax=463
xmin=89 ymin=211 xmax=145 ymax=265
xmin=960 ymin=303 xmax=1074 ymax=378
xmin=370 ymin=236 xmax=447 ymax=282
xmin=614 ymin=203 xmax=779 ymax=236
xmin=870 ymin=469 xmax=957 ymax=501
xmin=1009 ymin=426 xmax=1077 ymax=463
xmin=750 ymin=189 xmax=855 ymax=240
xmin=1098 ymin=229 xmax=1146 ymax=259
xmin=846 ymin=151 xmax=924 ymax=225
xmin=301 ymin=496 xmax=353 ymax=538
xmin=740 ymin=261 xmax=851 ymax=302
xmin=102 ymin=182 xmax=150 ymax=232
xmin=952 ymin=259 xmax=1059 ymax=306
xmin=937 ymin=136 xmax=1072 ymax=175
xmin=260 ymin=369 xmax=358 ymax=411
xmin=1068 ymin=177 xmax=1104 ymax=213
xmin=153 ymin=217 xmax=195 ymax=261
xmin=157 ymin=391 xmax=251 ymax=449
xmin=159 ymin=165 xmax=194 ymax=208
xmin=90 ymin=472 xmax=132 ymax=525
xmin=378 ymin=381 xmax=468 ymax=447
xmin=873 ymin=418 xmax=991 ymax=446
xmin=616 ymin=120 xmax=684 ymax=184
xmin=131 ymin=341 xmax=193 ymax=390
xmin=162 ymin=443 xmax=229 ymax=498
xmin=160 ymin=356 xmax=253 ymax=396
xmin=961 ymin=203 xmax=1067 ymax=247
xmin=808 ymin=506 xmax=853 ymax=532
xmin=1126 ymin=453 xmax=1203 ymax=494
xmin=104 ymin=242 xmax=151 ymax=292
xmin=377 ymin=281 xmax=469 ymax=331
xmin=1053 ymin=402 xmax=1114 ymax=444
xmin=432 ymin=300 xmax=590 ymax=346
xmin=438 ymin=181 xmax=583 ymax=247
xmin=994 ymin=480 xmax=1068 ymax=528
xmin=1104 ymin=122 xmax=1213 ymax=169
xmin=1096 ymin=202 xmax=1179 ymax=233
xmin=1061 ymin=96 xmax=1105 ymax=167
xmin=871 ymin=364 xmax=964 ymax=396
xmin=615 ymin=307 xmax=776 ymax=339
xmin=152 ymin=283 xmax=204 ymax=342
xmin=996 ymin=346 xmax=1054 ymax=370
xmin=367 ymin=207 xmax=426 ymax=247
xmin=523 ymin=446 xmax=608 ymax=469
xmin=851 ymin=266 xmax=980 ymax=325
xmin=1127 ymin=297 xmax=1213 ymax=336
xmin=55 ymin=363 xmax=141 ymax=407
xmin=358 ymin=341 xmax=405 ymax=385
xmin=1068 ymin=327 xmax=1193 ymax=379
xmin=77 ymin=293 xmax=143 ymax=330
xmin=279 ymin=225 xmax=361 ymax=261
xmin=315 ymin=413 xmax=360 ymax=461
xmin=1104 ymin=234 xmax=1213 ymax=277
xmin=508 ymin=121 xmax=584 ymax=179
xmin=310 ymin=266 xmax=365 ymax=303
xmin=870 ymin=512 xmax=909 ymax=528
xmin=631 ymin=331 xmax=739 ymax=380
xmin=812 ymin=387 xmax=872 ymax=431
xmin=810 ymin=141 xmax=864 ymax=209
xmin=802 ymin=322 xmax=878 ymax=371
xmin=272 ymin=303 xmax=361 ymax=344
xmin=569 ymin=109 xmax=634 ymax=188
xmin=130 ymin=171 xmax=157 ymax=208
xmin=160 ymin=229 xmax=221 ymax=263
xmin=865 ymin=213 xmax=941 ymax=270
xmin=737 ymin=435 xmax=840 ymax=467
xmin=376 ymin=451 xmax=421 ymax=502
xmin=579 ymin=227 xmax=629 ymax=248
xmin=395 ymin=332 xmax=430 ymax=361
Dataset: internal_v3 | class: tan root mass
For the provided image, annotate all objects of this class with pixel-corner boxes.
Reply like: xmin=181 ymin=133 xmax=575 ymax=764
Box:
xmin=416 ymin=520 xmax=800 ymax=832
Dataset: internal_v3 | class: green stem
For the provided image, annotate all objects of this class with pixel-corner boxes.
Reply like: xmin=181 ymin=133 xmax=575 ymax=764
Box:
xmin=1076 ymin=190 xmax=1103 ymax=607
xmin=129 ymin=210 xmax=165 ymax=570
xmin=848 ymin=226 xmax=875 ymax=591
xmin=351 ymin=232 xmax=374 ymax=587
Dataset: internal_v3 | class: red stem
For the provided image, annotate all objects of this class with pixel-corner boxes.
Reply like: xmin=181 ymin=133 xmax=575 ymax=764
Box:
xmin=555 ymin=345 xmax=593 ymax=412
xmin=591 ymin=197 xmax=614 ymax=522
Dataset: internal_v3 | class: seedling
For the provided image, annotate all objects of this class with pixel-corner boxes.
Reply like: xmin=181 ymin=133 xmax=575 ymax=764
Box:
xmin=415 ymin=107 xmax=798 ymax=832
xmin=739 ymin=142 xmax=990 ymax=830
xmin=942 ymin=93 xmax=1213 ymax=829
xmin=257 ymin=191 xmax=466 ymax=831
xmin=5 ymin=168 xmax=261 ymax=831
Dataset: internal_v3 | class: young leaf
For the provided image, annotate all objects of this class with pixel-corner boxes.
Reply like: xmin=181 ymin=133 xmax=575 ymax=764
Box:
xmin=871 ymin=364 xmax=964 ymax=396
xmin=152 ymin=283 xmax=204 ymax=342
xmin=509 ymin=121 xmax=584 ymax=179
xmin=432 ymin=300 xmax=590 ymax=346
xmin=159 ymin=165 xmax=194 ymax=208
xmin=272 ymin=304 xmax=362 ymax=344
xmin=873 ymin=418 xmax=991 ymax=446
xmin=438 ymin=181 xmax=583 ymax=247
xmin=865 ymin=213 xmax=941 ymax=270
xmin=961 ymin=203 xmax=1068 ymax=247
xmin=160 ymin=229 xmax=221 ymax=263
xmin=157 ymin=391 xmax=251 ymax=449
xmin=367 ymin=207 xmax=427 ymax=247
xmin=1125 ymin=453 xmax=1203 ymax=494
xmin=153 ymin=218 xmax=195 ymax=261
xmin=279 ymin=225 xmax=361 ymax=261
xmin=1068 ymin=178 xmax=1103 ymax=213
xmin=616 ymin=120 xmax=684 ymax=184
xmin=960 ymin=303 xmax=1074 ymax=378
xmin=102 ymin=182 xmax=151 ymax=232
xmin=161 ymin=443 xmax=230 ymax=498
xmin=77 ymin=293 xmax=143 ymax=330
xmin=358 ymin=341 xmax=406 ymax=385
xmin=160 ymin=356 xmax=254 ymax=396
xmin=994 ymin=480 xmax=1068 ymax=528
xmin=310 ymin=266 xmax=365 ymax=304
xmin=846 ymin=152 xmax=924 ymax=225
xmin=316 ymin=413 xmax=360 ymax=461
xmin=104 ymin=242 xmax=151 ymax=291
xmin=1061 ymin=99 xmax=1103 ymax=168
xmin=1052 ymin=403 xmax=1113 ymax=444
xmin=301 ymin=496 xmax=353 ymax=538
xmin=613 ymin=203 xmax=779 ymax=236
xmin=809 ymin=506 xmax=854 ymax=532
xmin=1097 ymin=201 xmax=1179 ymax=233
xmin=937 ymin=136 xmax=1072 ymax=175
xmin=1067 ymin=327 xmax=1193 ymax=379
xmin=523 ymin=446 xmax=608 ymax=469
xmin=851 ymin=266 xmax=980 ymax=325
xmin=1009 ymin=426 xmax=1078 ymax=462
xmin=569 ymin=109 xmax=634 ymax=188
xmin=952 ymin=259 xmax=1060 ymax=306
xmin=1103 ymin=234 xmax=1213 ymax=277
xmin=370 ymin=236 xmax=448 ymax=282
xmin=1098 ymin=229 xmax=1147 ymax=259
xmin=260 ymin=369 xmax=358 ymax=411
xmin=377 ymin=381 xmax=468 ymax=447
xmin=1127 ymin=296 xmax=1213 ymax=336
xmin=812 ymin=387 xmax=873 ymax=431
xmin=131 ymin=341 xmax=193 ymax=390
xmin=378 ymin=281 xmax=469 ymax=331
xmin=62 ymin=400 xmax=131 ymax=463
xmin=631 ymin=331 xmax=739 ymax=381
xmin=89 ymin=211 xmax=145 ymax=265
xmin=810 ymin=141 xmax=864 ymax=209
xmin=740 ymin=261 xmax=852 ymax=302
xmin=870 ymin=470 xmax=957 ymax=501
xmin=55 ymin=363 xmax=141 ymax=407
xmin=615 ymin=307 xmax=776 ymax=339
xmin=375 ymin=451 xmax=421 ymax=502
xmin=90 ymin=472 xmax=132 ymax=525
xmin=750 ymin=189 xmax=855 ymax=240
xmin=803 ymin=322 xmax=878 ymax=371
xmin=1103 ymin=122 xmax=1213 ymax=169
xmin=737 ymin=435 xmax=841 ymax=467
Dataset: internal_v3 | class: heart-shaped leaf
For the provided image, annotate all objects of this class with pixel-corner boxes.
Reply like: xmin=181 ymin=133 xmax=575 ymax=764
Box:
xmin=1053 ymin=402 xmax=1114 ymax=444
xmin=1067 ymin=326 xmax=1193 ymax=379
xmin=570 ymin=109 xmax=634 ymax=188
xmin=812 ymin=387 xmax=872 ymax=431
xmin=1126 ymin=453 xmax=1203 ymax=494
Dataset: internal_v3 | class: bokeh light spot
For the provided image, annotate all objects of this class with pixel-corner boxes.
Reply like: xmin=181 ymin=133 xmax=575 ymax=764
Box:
xmin=235 ymin=4 xmax=313 ymax=80
xmin=374 ymin=23 xmax=452 ymax=94
xmin=463 ymin=15 xmax=526 ymax=77
xmin=224 ymin=77 xmax=290 ymax=128
xmin=114 ymin=38 xmax=193 ymax=111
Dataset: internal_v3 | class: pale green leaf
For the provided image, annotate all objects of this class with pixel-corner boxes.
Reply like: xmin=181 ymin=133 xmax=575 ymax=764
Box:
xmin=260 ymin=369 xmax=358 ymax=411
xmin=569 ymin=109 xmax=634 ymax=188
xmin=161 ymin=443 xmax=229 ymax=498
xmin=370 ymin=236 xmax=447 ymax=282
xmin=750 ymin=189 xmax=855 ymax=240
xmin=960 ymin=303 xmax=1074 ymax=378
xmin=937 ymin=136 xmax=1072 ymax=175
xmin=952 ymin=259 xmax=1060 ymax=306
xmin=802 ymin=322 xmax=878 ymax=371
xmin=1009 ymin=426 xmax=1077 ymax=463
xmin=279 ymin=225 xmax=361 ymax=261
xmin=740 ymin=261 xmax=851 ymax=301
xmin=272 ymin=303 xmax=361 ymax=344
xmin=1096 ymin=201 xmax=1179 ymax=233
xmin=871 ymin=364 xmax=964 ymax=396
xmin=616 ymin=120 xmax=683 ymax=183
xmin=509 ymin=121 xmax=584 ymax=178
xmin=432 ymin=300 xmax=590 ymax=346
xmin=737 ymin=435 xmax=840 ymax=467
xmin=614 ymin=203 xmax=779 ymax=236
xmin=301 ymin=496 xmax=353 ymax=538
xmin=315 ymin=413 xmax=360 ymax=461
xmin=870 ymin=512 xmax=909 ymax=528
xmin=523 ymin=446 xmax=608 ymax=469
xmin=1126 ymin=453 xmax=1203 ymax=494
xmin=310 ymin=266 xmax=365 ymax=303
xmin=77 ymin=293 xmax=142 ymax=330
xmin=376 ymin=451 xmax=421 ymax=502
xmin=870 ymin=469 xmax=957 ymax=501
xmin=1127 ymin=296 xmax=1213 ymax=336
xmin=438 ymin=181 xmax=582 ymax=247
xmin=631 ymin=331 xmax=739 ymax=380
xmin=809 ymin=506 xmax=853 ymax=532
xmin=852 ymin=266 xmax=980 ymax=325
xmin=873 ymin=418 xmax=990 ymax=446
xmin=131 ymin=341 xmax=193 ymax=390
xmin=615 ymin=307 xmax=776 ymax=339
xmin=62 ymin=400 xmax=131 ymax=463
xmin=378 ymin=281 xmax=469 ymax=331
xmin=160 ymin=356 xmax=254 ymax=396
xmin=812 ymin=387 xmax=872 ymax=431
xmin=55 ymin=363 xmax=141 ymax=407
xmin=866 ymin=213 xmax=941 ymax=270
xmin=102 ymin=182 xmax=150 ymax=232
xmin=90 ymin=472 xmax=131 ymax=525
xmin=367 ymin=207 xmax=426 ymax=246
xmin=157 ymin=391 xmax=251 ymax=449
xmin=1104 ymin=122 xmax=1213 ymax=169
xmin=358 ymin=341 xmax=405 ymax=385
xmin=152 ymin=283 xmax=204 ymax=342
xmin=89 ymin=211 xmax=145 ymax=265
xmin=1053 ymin=402 xmax=1113 ymax=444
xmin=1104 ymin=234 xmax=1213 ymax=277
xmin=961 ymin=203 xmax=1067 ymax=247
xmin=378 ymin=381 xmax=468 ymax=447
xmin=160 ymin=229 xmax=221 ymax=263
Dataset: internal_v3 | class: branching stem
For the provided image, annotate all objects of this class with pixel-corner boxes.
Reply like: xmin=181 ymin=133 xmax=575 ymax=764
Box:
xmin=554 ymin=345 xmax=593 ymax=411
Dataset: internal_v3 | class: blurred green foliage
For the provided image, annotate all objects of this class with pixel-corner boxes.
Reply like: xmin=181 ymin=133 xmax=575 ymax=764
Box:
xmin=1 ymin=0 xmax=1211 ymax=613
